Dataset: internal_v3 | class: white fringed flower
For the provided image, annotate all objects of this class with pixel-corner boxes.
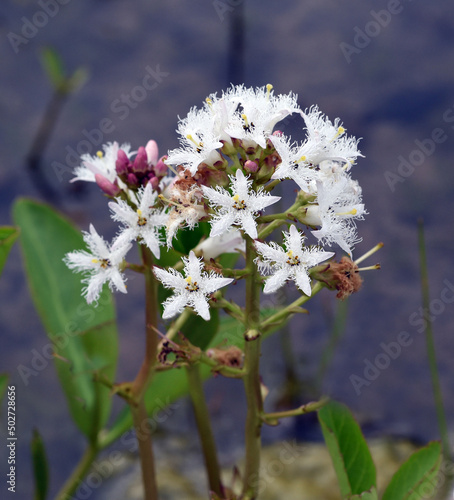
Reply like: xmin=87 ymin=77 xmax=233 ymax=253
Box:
xmin=166 ymin=107 xmax=223 ymax=175
xmin=305 ymin=176 xmax=366 ymax=257
xmin=64 ymin=224 xmax=131 ymax=304
xmin=224 ymin=84 xmax=300 ymax=149
xmin=71 ymin=142 xmax=132 ymax=184
xmin=202 ymin=169 xmax=280 ymax=239
xmin=301 ymin=106 xmax=362 ymax=167
xmin=255 ymin=225 xmax=334 ymax=295
xmin=154 ymin=251 xmax=233 ymax=320
xmin=271 ymin=107 xmax=362 ymax=192
xmin=108 ymin=182 xmax=168 ymax=259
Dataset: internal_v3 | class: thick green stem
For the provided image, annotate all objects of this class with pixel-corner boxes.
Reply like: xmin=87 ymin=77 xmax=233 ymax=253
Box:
xmin=241 ymin=236 xmax=263 ymax=500
xmin=130 ymin=245 xmax=159 ymax=500
xmin=54 ymin=444 xmax=98 ymax=500
xmin=132 ymin=246 xmax=159 ymax=398
xmin=131 ymin=399 xmax=158 ymax=500
xmin=186 ymin=364 xmax=224 ymax=497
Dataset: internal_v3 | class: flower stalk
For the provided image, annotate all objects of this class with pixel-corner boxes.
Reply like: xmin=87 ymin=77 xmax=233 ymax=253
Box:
xmin=186 ymin=364 xmax=224 ymax=497
xmin=241 ymin=235 xmax=264 ymax=500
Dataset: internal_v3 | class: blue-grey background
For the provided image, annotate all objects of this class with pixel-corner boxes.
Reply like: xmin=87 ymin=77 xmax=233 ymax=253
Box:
xmin=1 ymin=0 xmax=454 ymax=498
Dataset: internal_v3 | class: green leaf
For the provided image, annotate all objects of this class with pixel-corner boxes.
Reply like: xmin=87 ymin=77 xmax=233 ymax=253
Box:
xmin=31 ymin=429 xmax=49 ymax=500
xmin=0 ymin=373 xmax=9 ymax=405
xmin=181 ymin=309 xmax=220 ymax=350
xmin=318 ymin=401 xmax=376 ymax=498
xmin=350 ymin=487 xmax=378 ymax=500
xmin=171 ymin=222 xmax=211 ymax=255
xmin=13 ymin=199 xmax=118 ymax=442
xmin=382 ymin=441 xmax=442 ymax=500
xmin=0 ymin=226 xmax=19 ymax=277
xmin=40 ymin=47 xmax=65 ymax=89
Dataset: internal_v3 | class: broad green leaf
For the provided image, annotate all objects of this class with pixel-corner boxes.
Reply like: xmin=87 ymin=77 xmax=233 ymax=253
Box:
xmin=13 ymin=199 xmax=118 ymax=442
xmin=172 ymin=222 xmax=211 ymax=255
xmin=382 ymin=441 xmax=442 ymax=500
xmin=31 ymin=429 xmax=49 ymax=500
xmin=100 ymin=313 xmax=267 ymax=448
xmin=318 ymin=401 xmax=376 ymax=498
xmin=0 ymin=226 xmax=19 ymax=277
xmin=181 ymin=309 xmax=220 ymax=350
xmin=40 ymin=47 xmax=65 ymax=89
xmin=0 ymin=373 xmax=9 ymax=405
xmin=350 ymin=487 xmax=378 ymax=500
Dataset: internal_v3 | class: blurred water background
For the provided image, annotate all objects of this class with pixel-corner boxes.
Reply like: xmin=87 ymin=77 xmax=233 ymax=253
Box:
xmin=1 ymin=0 xmax=454 ymax=498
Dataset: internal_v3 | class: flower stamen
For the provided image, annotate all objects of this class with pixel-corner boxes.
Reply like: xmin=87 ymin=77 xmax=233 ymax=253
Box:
xmin=232 ymin=194 xmax=247 ymax=210
xmin=185 ymin=276 xmax=200 ymax=292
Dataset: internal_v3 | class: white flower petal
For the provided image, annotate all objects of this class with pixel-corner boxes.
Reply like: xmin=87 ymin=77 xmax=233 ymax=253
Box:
xmin=263 ymin=268 xmax=290 ymax=294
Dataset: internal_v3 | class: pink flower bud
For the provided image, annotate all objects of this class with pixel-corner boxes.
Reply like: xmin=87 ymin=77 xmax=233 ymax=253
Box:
xmin=95 ymin=174 xmax=121 ymax=197
xmin=127 ymin=173 xmax=139 ymax=187
xmin=148 ymin=176 xmax=160 ymax=190
xmin=244 ymin=160 xmax=259 ymax=173
xmin=145 ymin=140 xmax=159 ymax=165
xmin=115 ymin=149 xmax=130 ymax=175
xmin=154 ymin=156 xmax=168 ymax=177
xmin=132 ymin=147 xmax=148 ymax=173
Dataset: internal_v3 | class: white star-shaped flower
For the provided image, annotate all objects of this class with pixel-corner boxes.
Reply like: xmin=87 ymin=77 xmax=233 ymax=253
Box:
xmin=108 ymin=182 xmax=168 ymax=259
xmin=166 ymin=107 xmax=223 ymax=175
xmin=64 ymin=224 xmax=131 ymax=304
xmin=224 ymin=84 xmax=300 ymax=149
xmin=255 ymin=225 xmax=334 ymax=295
xmin=301 ymin=106 xmax=362 ymax=167
xmin=153 ymin=251 xmax=233 ymax=321
xmin=202 ymin=169 xmax=281 ymax=239
xmin=305 ymin=176 xmax=366 ymax=256
xmin=71 ymin=142 xmax=132 ymax=184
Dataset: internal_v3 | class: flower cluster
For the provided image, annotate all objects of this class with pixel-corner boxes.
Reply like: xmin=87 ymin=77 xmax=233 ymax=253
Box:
xmin=65 ymin=84 xmax=368 ymax=320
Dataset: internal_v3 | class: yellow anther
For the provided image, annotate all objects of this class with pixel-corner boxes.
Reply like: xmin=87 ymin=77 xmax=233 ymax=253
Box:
xmin=205 ymin=97 xmax=213 ymax=107
xmin=92 ymin=258 xmax=99 ymax=264
xmin=185 ymin=276 xmax=199 ymax=292
xmin=286 ymin=250 xmax=300 ymax=266
xmin=137 ymin=209 xmax=142 ymax=216
xmin=266 ymin=84 xmax=273 ymax=99
xmin=186 ymin=134 xmax=203 ymax=151
xmin=233 ymin=194 xmax=240 ymax=202
xmin=96 ymin=151 xmax=103 ymax=158
xmin=336 ymin=208 xmax=358 ymax=216
xmin=241 ymin=114 xmax=249 ymax=126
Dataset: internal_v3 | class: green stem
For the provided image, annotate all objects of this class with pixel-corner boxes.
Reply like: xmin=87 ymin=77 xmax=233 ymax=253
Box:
xmin=129 ymin=245 xmax=159 ymax=500
xmin=186 ymin=364 xmax=224 ymax=497
xmin=54 ymin=443 xmax=98 ymax=500
xmin=261 ymin=397 xmax=329 ymax=426
xmin=131 ymin=399 xmax=158 ymax=500
xmin=418 ymin=219 xmax=451 ymax=459
xmin=241 ymin=236 xmax=263 ymax=500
